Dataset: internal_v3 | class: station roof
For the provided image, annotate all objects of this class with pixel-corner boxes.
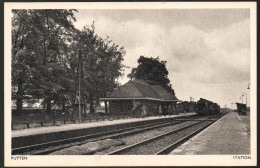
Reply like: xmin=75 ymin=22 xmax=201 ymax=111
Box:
xmin=100 ymin=79 xmax=181 ymax=102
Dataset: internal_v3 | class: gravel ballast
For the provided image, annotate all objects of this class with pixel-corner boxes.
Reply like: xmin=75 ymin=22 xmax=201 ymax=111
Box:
xmin=49 ymin=139 xmax=125 ymax=155
xmin=95 ymin=120 xmax=200 ymax=155
xmin=121 ymin=121 xmax=212 ymax=154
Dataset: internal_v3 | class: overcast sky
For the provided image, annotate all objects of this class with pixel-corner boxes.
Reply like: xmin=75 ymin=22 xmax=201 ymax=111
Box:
xmin=73 ymin=9 xmax=250 ymax=108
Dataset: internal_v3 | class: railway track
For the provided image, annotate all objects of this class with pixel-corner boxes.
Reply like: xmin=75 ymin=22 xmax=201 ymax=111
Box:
xmin=12 ymin=114 xmax=225 ymax=155
xmin=106 ymin=113 xmax=226 ymax=155
xmin=12 ymin=115 xmax=203 ymax=155
xmin=107 ymin=120 xmax=214 ymax=155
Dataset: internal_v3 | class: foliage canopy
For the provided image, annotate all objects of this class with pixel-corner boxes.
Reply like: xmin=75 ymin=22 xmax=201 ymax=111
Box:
xmin=12 ymin=9 xmax=126 ymax=115
xmin=128 ymin=56 xmax=175 ymax=96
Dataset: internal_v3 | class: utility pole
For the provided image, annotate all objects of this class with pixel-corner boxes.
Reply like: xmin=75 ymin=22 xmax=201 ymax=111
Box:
xmin=77 ymin=50 xmax=82 ymax=122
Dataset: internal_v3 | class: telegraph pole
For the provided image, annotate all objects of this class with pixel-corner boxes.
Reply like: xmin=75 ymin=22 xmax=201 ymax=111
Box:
xmin=78 ymin=50 xmax=82 ymax=122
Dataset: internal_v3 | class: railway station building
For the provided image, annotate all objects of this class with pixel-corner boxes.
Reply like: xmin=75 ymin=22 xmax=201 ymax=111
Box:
xmin=177 ymin=101 xmax=196 ymax=113
xmin=100 ymin=79 xmax=181 ymax=117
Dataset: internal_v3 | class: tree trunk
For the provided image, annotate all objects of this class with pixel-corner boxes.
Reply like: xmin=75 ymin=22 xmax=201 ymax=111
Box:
xmin=62 ymin=100 xmax=65 ymax=114
xmin=16 ymin=97 xmax=23 ymax=116
xmin=43 ymin=103 xmax=46 ymax=114
xmin=82 ymin=90 xmax=86 ymax=117
xmin=89 ymin=91 xmax=94 ymax=113
xmin=46 ymin=98 xmax=52 ymax=115
xmin=104 ymin=92 xmax=108 ymax=113
xmin=16 ymin=79 xmax=23 ymax=115
xmin=105 ymin=100 xmax=108 ymax=113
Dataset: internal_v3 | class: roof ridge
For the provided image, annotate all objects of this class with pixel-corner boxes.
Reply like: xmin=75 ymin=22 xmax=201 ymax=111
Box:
xmin=131 ymin=80 xmax=145 ymax=97
xmin=133 ymin=79 xmax=163 ymax=99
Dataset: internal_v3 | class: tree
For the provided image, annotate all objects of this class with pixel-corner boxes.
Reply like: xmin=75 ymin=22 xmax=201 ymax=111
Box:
xmin=12 ymin=9 xmax=77 ymax=115
xmin=127 ymin=56 xmax=175 ymax=95
xmin=12 ymin=10 xmax=126 ymax=116
xmin=95 ymin=36 xmax=126 ymax=113
xmin=73 ymin=24 xmax=126 ymax=113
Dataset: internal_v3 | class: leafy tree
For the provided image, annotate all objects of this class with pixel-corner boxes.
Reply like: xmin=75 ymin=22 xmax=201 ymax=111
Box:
xmin=75 ymin=24 xmax=126 ymax=113
xmin=94 ymin=36 xmax=126 ymax=113
xmin=12 ymin=10 xmax=126 ymax=117
xmin=12 ymin=9 xmax=77 ymax=115
xmin=127 ymin=56 xmax=175 ymax=95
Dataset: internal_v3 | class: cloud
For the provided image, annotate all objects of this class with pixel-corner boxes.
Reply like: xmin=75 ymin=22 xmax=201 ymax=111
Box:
xmin=74 ymin=12 xmax=250 ymax=84
xmin=166 ymin=19 xmax=250 ymax=84
xmin=207 ymin=19 xmax=250 ymax=52
xmin=74 ymin=10 xmax=250 ymax=107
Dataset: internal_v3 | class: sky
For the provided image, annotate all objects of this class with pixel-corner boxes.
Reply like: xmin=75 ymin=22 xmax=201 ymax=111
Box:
xmin=73 ymin=9 xmax=251 ymax=108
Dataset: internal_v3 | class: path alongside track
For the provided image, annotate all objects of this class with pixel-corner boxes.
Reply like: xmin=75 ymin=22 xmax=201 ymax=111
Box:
xmin=170 ymin=112 xmax=250 ymax=155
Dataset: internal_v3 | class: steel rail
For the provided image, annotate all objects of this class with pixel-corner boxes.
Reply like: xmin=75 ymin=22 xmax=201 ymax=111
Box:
xmin=13 ymin=114 xmax=224 ymax=155
xmin=13 ymin=116 xmax=199 ymax=155
xmin=155 ymin=112 xmax=226 ymax=155
xmin=107 ymin=120 xmax=205 ymax=155
xmin=33 ymin=120 xmax=185 ymax=155
xmin=155 ymin=121 xmax=213 ymax=155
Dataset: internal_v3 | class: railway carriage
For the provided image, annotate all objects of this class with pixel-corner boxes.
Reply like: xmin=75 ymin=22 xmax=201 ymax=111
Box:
xmin=196 ymin=98 xmax=220 ymax=115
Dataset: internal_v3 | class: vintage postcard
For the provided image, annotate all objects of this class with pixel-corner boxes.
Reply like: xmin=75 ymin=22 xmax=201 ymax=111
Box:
xmin=4 ymin=2 xmax=257 ymax=166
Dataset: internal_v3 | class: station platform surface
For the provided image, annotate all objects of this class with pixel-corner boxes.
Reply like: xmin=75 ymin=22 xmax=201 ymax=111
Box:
xmin=170 ymin=112 xmax=250 ymax=155
xmin=12 ymin=112 xmax=196 ymax=138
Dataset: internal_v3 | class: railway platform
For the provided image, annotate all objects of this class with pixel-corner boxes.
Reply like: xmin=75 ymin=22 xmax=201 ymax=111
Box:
xmin=170 ymin=112 xmax=250 ymax=155
xmin=12 ymin=112 xmax=196 ymax=149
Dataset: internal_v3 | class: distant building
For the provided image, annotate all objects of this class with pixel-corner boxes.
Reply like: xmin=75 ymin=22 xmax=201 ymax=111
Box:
xmin=100 ymin=79 xmax=181 ymax=117
xmin=236 ymin=102 xmax=247 ymax=115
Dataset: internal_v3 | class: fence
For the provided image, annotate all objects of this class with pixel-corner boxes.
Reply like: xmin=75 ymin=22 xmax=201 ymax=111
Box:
xmin=11 ymin=111 xmax=143 ymax=130
xmin=11 ymin=106 xmax=180 ymax=130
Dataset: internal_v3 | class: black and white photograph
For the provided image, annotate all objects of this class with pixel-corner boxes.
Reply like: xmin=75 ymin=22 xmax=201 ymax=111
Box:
xmin=4 ymin=2 xmax=256 ymax=167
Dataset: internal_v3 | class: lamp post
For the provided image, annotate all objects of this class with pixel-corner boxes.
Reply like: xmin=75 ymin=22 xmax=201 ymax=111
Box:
xmin=242 ymin=92 xmax=247 ymax=107
xmin=246 ymin=82 xmax=250 ymax=110
xmin=247 ymin=82 xmax=250 ymax=90
xmin=240 ymin=95 xmax=244 ymax=104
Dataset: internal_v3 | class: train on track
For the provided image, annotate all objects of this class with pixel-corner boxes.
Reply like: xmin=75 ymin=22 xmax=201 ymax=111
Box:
xmin=195 ymin=98 xmax=220 ymax=115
